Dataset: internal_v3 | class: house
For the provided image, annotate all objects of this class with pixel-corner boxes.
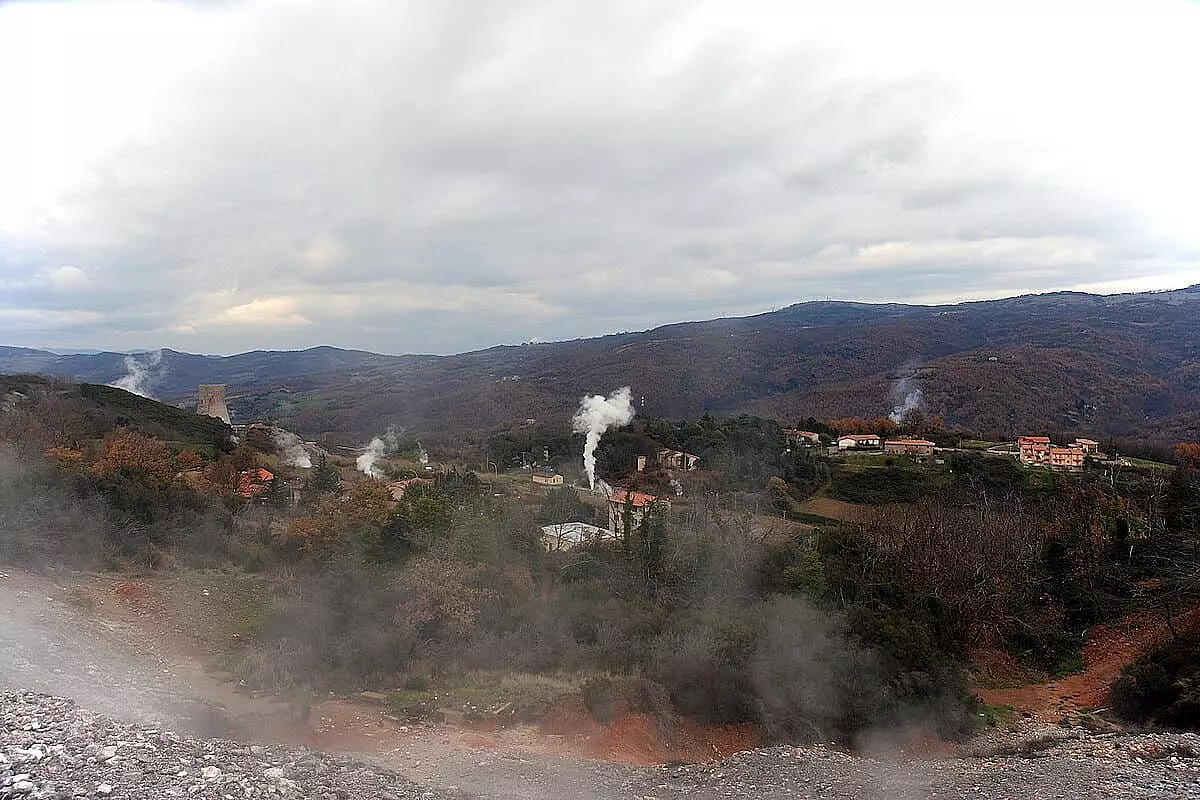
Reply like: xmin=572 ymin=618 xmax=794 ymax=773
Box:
xmin=657 ymin=449 xmax=700 ymax=471
xmin=531 ymin=469 xmax=564 ymax=486
xmin=388 ymin=477 xmax=434 ymax=501
xmin=1017 ymin=436 xmax=1052 ymax=465
xmin=783 ymin=429 xmax=822 ymax=446
xmin=838 ymin=434 xmax=881 ymax=450
xmin=237 ymin=467 xmax=274 ymax=499
xmin=539 ymin=522 xmax=617 ymax=551
xmin=883 ymin=438 xmax=936 ymax=456
xmin=608 ymin=489 xmax=670 ymax=538
xmin=1073 ymin=438 xmax=1100 ymax=455
xmin=1049 ymin=447 xmax=1085 ymax=471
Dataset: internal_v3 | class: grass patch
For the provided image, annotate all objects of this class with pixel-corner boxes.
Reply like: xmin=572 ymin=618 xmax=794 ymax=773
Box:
xmin=1052 ymin=656 xmax=1086 ymax=679
xmin=976 ymin=702 xmax=1017 ymax=728
xmin=431 ymin=672 xmax=583 ymax=723
xmin=1123 ymin=457 xmax=1174 ymax=472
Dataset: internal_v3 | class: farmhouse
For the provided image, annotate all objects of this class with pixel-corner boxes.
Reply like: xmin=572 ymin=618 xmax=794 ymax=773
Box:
xmin=883 ymin=438 xmax=936 ymax=456
xmin=608 ymin=489 xmax=670 ymax=538
xmin=1017 ymin=436 xmax=1052 ymax=465
xmin=531 ymin=469 xmax=564 ymax=486
xmin=783 ymin=429 xmax=822 ymax=445
xmin=658 ymin=449 xmax=700 ymax=471
xmin=1049 ymin=447 xmax=1085 ymax=471
xmin=838 ymin=434 xmax=881 ymax=450
xmin=237 ymin=467 xmax=274 ymax=499
xmin=1019 ymin=435 xmax=1096 ymax=470
xmin=388 ymin=477 xmax=434 ymax=501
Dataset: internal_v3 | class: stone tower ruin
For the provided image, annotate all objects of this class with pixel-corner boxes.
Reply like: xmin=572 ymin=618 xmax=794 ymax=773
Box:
xmin=197 ymin=384 xmax=231 ymax=425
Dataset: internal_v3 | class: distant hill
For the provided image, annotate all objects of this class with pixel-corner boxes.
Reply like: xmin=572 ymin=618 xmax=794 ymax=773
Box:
xmin=4 ymin=286 xmax=1200 ymax=444
xmin=0 ymin=374 xmax=234 ymax=451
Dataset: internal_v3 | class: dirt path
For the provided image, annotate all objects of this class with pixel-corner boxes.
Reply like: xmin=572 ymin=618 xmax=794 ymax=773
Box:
xmin=974 ymin=606 xmax=1200 ymax=721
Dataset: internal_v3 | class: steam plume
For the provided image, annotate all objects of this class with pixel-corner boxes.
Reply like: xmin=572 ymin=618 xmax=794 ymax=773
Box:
xmin=273 ymin=429 xmax=312 ymax=468
xmin=416 ymin=440 xmax=429 ymax=465
xmin=572 ymin=386 xmax=635 ymax=490
xmin=888 ymin=376 xmax=924 ymax=424
xmin=356 ymin=426 xmax=401 ymax=479
xmin=110 ymin=350 xmax=163 ymax=398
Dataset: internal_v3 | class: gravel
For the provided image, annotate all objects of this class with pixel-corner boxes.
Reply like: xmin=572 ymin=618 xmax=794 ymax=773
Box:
xmin=4 ymin=574 xmax=1200 ymax=798
xmin=1 ymin=691 xmax=460 ymax=800
xmin=6 ymin=691 xmax=1200 ymax=800
xmin=639 ymin=733 xmax=1200 ymax=799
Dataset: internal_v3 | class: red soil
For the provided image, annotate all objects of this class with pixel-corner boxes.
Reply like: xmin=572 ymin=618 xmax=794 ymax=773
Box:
xmin=974 ymin=606 xmax=1200 ymax=721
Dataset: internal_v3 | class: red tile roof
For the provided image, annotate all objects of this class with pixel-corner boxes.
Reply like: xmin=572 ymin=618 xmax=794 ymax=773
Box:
xmin=609 ymin=489 xmax=659 ymax=507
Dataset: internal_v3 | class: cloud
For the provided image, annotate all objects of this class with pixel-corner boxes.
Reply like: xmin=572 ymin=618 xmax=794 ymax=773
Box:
xmin=42 ymin=266 xmax=92 ymax=292
xmin=213 ymin=298 xmax=310 ymax=327
xmin=0 ymin=0 xmax=1198 ymax=354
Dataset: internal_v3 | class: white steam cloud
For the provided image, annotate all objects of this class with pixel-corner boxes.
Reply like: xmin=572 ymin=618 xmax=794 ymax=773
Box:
xmin=110 ymin=350 xmax=163 ymax=398
xmin=572 ymin=386 xmax=636 ymax=491
xmin=273 ymin=429 xmax=312 ymax=468
xmin=888 ymin=376 xmax=924 ymax=424
xmin=356 ymin=426 xmax=401 ymax=479
xmin=416 ymin=441 xmax=429 ymax=466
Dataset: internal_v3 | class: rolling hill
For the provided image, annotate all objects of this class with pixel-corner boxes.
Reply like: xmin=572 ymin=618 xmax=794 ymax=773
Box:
xmin=4 ymin=286 xmax=1200 ymax=445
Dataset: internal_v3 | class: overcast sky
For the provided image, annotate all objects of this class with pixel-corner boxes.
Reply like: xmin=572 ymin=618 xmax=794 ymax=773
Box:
xmin=1 ymin=0 xmax=1198 ymax=355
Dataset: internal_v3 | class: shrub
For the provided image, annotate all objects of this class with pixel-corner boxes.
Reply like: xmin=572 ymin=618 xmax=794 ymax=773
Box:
xmin=1112 ymin=633 xmax=1200 ymax=729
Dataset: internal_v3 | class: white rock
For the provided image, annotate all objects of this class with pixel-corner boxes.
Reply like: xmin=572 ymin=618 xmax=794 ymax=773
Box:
xmin=201 ymin=765 xmax=223 ymax=779
xmin=97 ymin=782 xmax=114 ymax=795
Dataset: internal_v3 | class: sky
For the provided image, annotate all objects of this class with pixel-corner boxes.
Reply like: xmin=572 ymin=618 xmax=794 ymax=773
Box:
xmin=1 ymin=0 xmax=1198 ymax=356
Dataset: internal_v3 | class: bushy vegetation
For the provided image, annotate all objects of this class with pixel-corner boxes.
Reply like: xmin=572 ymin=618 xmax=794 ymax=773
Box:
xmin=1112 ymin=633 xmax=1200 ymax=728
xmin=7 ymin=375 xmax=1200 ymax=742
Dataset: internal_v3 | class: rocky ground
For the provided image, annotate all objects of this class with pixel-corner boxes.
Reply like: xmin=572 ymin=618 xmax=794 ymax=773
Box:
xmin=4 ymin=569 xmax=1200 ymax=798
xmin=0 ymin=691 xmax=457 ymax=799
xmin=5 ymin=691 xmax=1200 ymax=799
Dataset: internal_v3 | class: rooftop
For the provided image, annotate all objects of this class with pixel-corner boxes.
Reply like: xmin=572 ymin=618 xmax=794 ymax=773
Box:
xmin=609 ymin=489 xmax=659 ymax=507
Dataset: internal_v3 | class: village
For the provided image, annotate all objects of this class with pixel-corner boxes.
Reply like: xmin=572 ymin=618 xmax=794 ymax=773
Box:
xmin=193 ymin=381 xmax=1125 ymax=558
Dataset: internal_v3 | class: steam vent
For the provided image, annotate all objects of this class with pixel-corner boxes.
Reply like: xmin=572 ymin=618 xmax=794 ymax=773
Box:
xmin=197 ymin=384 xmax=231 ymax=424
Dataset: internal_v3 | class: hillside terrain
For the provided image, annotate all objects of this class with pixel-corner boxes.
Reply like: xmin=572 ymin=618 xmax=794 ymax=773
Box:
xmin=4 ymin=286 xmax=1200 ymax=445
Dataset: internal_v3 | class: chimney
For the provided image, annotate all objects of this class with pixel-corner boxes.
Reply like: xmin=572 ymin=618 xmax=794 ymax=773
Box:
xmin=636 ymin=455 xmax=646 ymax=472
xmin=197 ymin=384 xmax=231 ymax=425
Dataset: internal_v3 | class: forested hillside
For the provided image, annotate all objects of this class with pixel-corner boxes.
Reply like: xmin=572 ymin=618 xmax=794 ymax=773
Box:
xmin=4 ymin=285 xmax=1200 ymax=445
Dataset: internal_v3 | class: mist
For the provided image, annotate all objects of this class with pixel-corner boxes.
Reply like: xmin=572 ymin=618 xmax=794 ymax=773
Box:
xmin=109 ymin=350 xmax=164 ymax=399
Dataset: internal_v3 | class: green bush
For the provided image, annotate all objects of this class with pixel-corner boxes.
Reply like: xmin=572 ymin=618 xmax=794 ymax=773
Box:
xmin=1112 ymin=633 xmax=1200 ymax=728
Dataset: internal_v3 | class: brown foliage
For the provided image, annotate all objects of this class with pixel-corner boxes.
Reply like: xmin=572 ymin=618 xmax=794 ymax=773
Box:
xmin=1175 ymin=443 xmax=1200 ymax=468
xmin=393 ymin=558 xmax=498 ymax=636
xmin=90 ymin=428 xmax=177 ymax=486
xmin=283 ymin=480 xmax=392 ymax=560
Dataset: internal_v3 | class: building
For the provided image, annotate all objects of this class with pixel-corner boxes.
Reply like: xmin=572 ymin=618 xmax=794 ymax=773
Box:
xmin=608 ymin=489 xmax=670 ymax=538
xmin=1018 ymin=435 xmax=1094 ymax=470
xmin=1017 ymin=436 xmax=1052 ymax=465
xmin=539 ymin=522 xmax=618 ymax=551
xmin=657 ymin=449 xmax=700 ymax=471
xmin=531 ymin=469 xmax=564 ymax=486
xmin=237 ymin=467 xmax=274 ymax=499
xmin=883 ymin=438 xmax=936 ymax=456
xmin=838 ymin=434 xmax=881 ymax=450
xmin=783 ymin=429 xmax=822 ymax=446
xmin=1049 ymin=447 xmax=1085 ymax=471
xmin=388 ymin=477 xmax=434 ymax=501
xmin=197 ymin=384 xmax=231 ymax=425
